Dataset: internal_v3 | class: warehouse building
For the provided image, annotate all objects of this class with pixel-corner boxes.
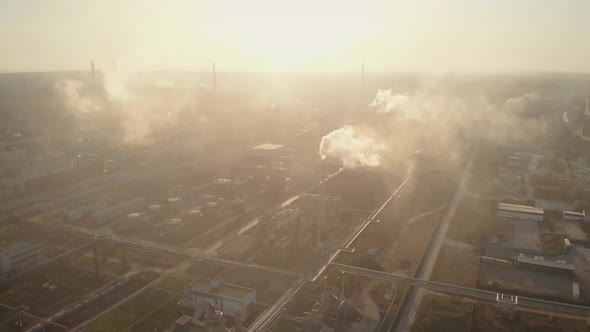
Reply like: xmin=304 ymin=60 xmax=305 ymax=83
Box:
xmin=516 ymin=254 xmax=574 ymax=274
xmin=179 ymin=278 xmax=255 ymax=325
xmin=497 ymin=203 xmax=544 ymax=222
xmin=0 ymin=241 xmax=44 ymax=276
xmin=563 ymin=210 xmax=585 ymax=222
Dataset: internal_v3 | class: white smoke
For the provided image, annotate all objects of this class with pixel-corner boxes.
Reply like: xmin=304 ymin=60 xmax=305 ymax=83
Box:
xmin=504 ymin=93 xmax=541 ymax=114
xmin=103 ymin=70 xmax=131 ymax=103
xmin=101 ymin=70 xmax=153 ymax=144
xmin=54 ymin=79 xmax=99 ymax=114
xmin=369 ymin=89 xmax=409 ymax=114
xmin=55 ymin=69 xmax=192 ymax=145
xmin=319 ymin=126 xmax=383 ymax=169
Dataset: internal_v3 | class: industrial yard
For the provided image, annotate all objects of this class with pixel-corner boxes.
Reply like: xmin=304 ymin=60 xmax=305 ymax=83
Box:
xmin=2 ymin=45 xmax=590 ymax=332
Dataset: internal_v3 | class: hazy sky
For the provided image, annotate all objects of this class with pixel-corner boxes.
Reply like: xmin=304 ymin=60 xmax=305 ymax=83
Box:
xmin=1 ymin=0 xmax=589 ymax=73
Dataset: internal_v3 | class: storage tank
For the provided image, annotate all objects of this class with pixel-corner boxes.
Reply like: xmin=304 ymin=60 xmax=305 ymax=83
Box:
xmin=147 ymin=204 xmax=164 ymax=221
xmin=185 ymin=209 xmax=203 ymax=224
xmin=204 ymin=201 xmax=219 ymax=220
xmin=167 ymin=197 xmax=184 ymax=214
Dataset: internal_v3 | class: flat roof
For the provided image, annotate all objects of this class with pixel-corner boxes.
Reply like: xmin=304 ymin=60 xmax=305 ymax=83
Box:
xmin=253 ymin=143 xmax=283 ymax=151
xmin=498 ymin=203 xmax=544 ymax=215
xmin=517 ymin=256 xmax=574 ymax=271
xmin=188 ymin=278 xmax=254 ymax=301
xmin=564 ymin=210 xmax=585 ymax=217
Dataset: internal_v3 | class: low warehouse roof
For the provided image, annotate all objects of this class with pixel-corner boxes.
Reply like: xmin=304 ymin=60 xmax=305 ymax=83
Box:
xmin=517 ymin=256 xmax=574 ymax=272
xmin=498 ymin=203 xmax=544 ymax=215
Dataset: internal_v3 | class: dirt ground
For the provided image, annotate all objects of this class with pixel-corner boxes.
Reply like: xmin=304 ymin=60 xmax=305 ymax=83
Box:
xmin=471 ymin=303 xmax=590 ymax=332
xmin=384 ymin=212 xmax=441 ymax=275
xmin=431 ymin=240 xmax=480 ymax=288
xmin=448 ymin=197 xmax=500 ymax=245
xmin=478 ymin=263 xmax=574 ymax=301
xmin=411 ymin=295 xmax=473 ymax=332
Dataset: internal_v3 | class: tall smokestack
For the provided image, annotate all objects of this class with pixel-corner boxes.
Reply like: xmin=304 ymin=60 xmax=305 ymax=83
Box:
xmin=91 ymin=60 xmax=95 ymax=84
xmin=212 ymin=61 xmax=217 ymax=93
xmin=360 ymin=61 xmax=365 ymax=101
xmin=585 ymin=97 xmax=589 ymax=116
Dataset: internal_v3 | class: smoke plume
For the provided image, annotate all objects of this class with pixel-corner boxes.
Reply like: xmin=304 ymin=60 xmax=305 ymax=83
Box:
xmin=369 ymin=89 xmax=409 ymax=114
xmin=320 ymin=84 xmax=547 ymax=171
xmin=54 ymin=79 xmax=99 ymax=114
xmin=55 ymin=69 xmax=196 ymax=145
xmin=319 ymin=126 xmax=383 ymax=168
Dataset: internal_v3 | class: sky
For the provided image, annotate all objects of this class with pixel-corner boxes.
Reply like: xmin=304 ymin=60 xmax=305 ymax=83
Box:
xmin=1 ymin=0 xmax=589 ymax=73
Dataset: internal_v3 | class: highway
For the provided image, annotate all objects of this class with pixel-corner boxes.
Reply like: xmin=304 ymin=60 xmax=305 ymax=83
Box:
xmin=394 ymin=143 xmax=479 ymax=332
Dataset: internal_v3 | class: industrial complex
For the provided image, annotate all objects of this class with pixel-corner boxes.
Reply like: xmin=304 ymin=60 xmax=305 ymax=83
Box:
xmin=1 ymin=62 xmax=590 ymax=332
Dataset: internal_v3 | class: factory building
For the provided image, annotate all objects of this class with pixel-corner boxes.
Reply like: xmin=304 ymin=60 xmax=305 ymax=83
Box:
xmin=563 ymin=210 xmax=585 ymax=222
xmin=497 ymin=203 xmax=544 ymax=222
xmin=0 ymin=241 xmax=44 ymax=276
xmin=516 ymin=254 xmax=574 ymax=274
xmin=179 ymin=278 xmax=255 ymax=326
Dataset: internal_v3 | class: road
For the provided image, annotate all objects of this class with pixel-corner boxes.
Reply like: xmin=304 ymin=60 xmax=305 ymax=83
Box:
xmin=394 ymin=143 xmax=479 ymax=332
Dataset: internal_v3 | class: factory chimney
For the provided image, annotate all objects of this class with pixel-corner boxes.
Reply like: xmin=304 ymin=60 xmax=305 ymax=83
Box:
xmin=212 ymin=61 xmax=217 ymax=93
xmin=90 ymin=60 xmax=95 ymax=84
xmin=585 ymin=97 xmax=589 ymax=116
xmin=360 ymin=61 xmax=365 ymax=101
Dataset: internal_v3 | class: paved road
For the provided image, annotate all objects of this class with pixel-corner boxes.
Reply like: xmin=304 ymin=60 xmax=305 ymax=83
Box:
xmin=394 ymin=143 xmax=479 ymax=332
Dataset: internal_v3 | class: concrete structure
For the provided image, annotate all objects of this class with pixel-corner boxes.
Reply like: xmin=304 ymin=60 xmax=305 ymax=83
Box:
xmin=496 ymin=293 xmax=518 ymax=319
xmin=179 ymin=278 xmax=255 ymax=325
xmin=516 ymin=254 xmax=574 ymax=274
xmin=0 ymin=241 xmax=43 ymax=275
xmin=253 ymin=143 xmax=283 ymax=151
xmin=564 ymin=238 xmax=573 ymax=251
xmin=573 ymin=282 xmax=581 ymax=299
xmin=497 ymin=203 xmax=544 ymax=222
xmin=563 ymin=210 xmax=585 ymax=222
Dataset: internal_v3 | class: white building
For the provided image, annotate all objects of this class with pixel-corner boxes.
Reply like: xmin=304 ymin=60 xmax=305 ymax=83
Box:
xmin=179 ymin=278 xmax=256 ymax=325
xmin=497 ymin=203 xmax=544 ymax=222
xmin=563 ymin=210 xmax=585 ymax=222
xmin=0 ymin=241 xmax=44 ymax=275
